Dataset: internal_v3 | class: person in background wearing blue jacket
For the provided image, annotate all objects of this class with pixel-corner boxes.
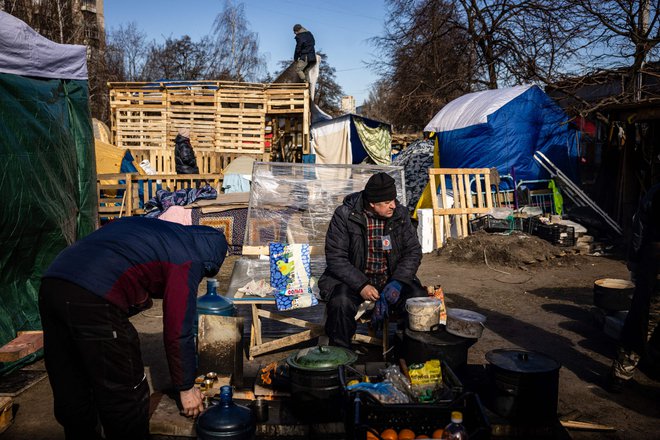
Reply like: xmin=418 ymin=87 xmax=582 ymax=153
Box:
xmin=39 ymin=217 xmax=228 ymax=440
xmin=293 ymin=24 xmax=316 ymax=82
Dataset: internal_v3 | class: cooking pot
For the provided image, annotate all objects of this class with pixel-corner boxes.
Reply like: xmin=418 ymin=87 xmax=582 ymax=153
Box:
xmin=286 ymin=345 xmax=357 ymax=401
xmin=593 ymin=278 xmax=634 ymax=311
xmin=286 ymin=345 xmax=357 ymax=422
xmin=486 ymin=349 xmax=561 ymax=424
xmin=403 ymin=326 xmax=475 ymax=371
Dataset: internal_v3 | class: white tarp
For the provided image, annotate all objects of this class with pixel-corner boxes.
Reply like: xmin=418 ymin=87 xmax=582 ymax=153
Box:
xmin=425 ymin=84 xmax=532 ymax=132
xmin=310 ymin=118 xmax=352 ymax=164
xmin=0 ymin=11 xmax=88 ymax=80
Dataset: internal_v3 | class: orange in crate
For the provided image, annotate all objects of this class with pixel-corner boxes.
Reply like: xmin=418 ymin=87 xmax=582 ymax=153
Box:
xmin=432 ymin=428 xmax=444 ymax=438
xmin=398 ymin=428 xmax=415 ymax=440
xmin=381 ymin=428 xmax=398 ymax=440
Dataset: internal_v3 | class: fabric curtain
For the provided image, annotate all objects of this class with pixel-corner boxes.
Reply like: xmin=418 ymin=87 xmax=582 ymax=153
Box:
xmin=353 ymin=117 xmax=391 ymax=165
xmin=311 ymin=118 xmax=352 ymax=164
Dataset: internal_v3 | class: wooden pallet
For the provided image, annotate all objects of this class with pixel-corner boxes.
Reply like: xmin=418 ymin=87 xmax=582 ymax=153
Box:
xmin=109 ymin=81 xmax=309 ymax=158
xmin=429 ymin=168 xmax=494 ymax=247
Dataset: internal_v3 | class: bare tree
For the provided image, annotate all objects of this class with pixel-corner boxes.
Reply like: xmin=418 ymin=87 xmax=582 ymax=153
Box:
xmin=207 ymin=0 xmax=266 ymax=81
xmin=142 ymin=35 xmax=209 ymax=81
xmin=106 ymin=22 xmax=148 ymax=81
xmin=371 ymin=0 xmax=474 ymax=130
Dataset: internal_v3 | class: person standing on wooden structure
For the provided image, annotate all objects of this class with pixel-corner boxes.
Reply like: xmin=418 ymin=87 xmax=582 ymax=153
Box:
xmin=174 ymin=127 xmax=199 ymax=174
xmin=293 ymin=24 xmax=316 ymax=82
xmin=609 ymin=183 xmax=660 ymax=392
xmin=39 ymin=217 xmax=228 ymax=439
xmin=319 ymin=172 xmax=426 ymax=349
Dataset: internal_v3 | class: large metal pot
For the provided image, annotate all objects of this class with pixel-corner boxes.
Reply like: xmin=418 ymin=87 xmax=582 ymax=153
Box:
xmin=286 ymin=345 xmax=357 ymax=423
xmin=486 ymin=349 xmax=561 ymax=424
xmin=403 ymin=326 xmax=476 ymax=371
xmin=593 ymin=278 xmax=634 ymax=311
xmin=286 ymin=345 xmax=357 ymax=401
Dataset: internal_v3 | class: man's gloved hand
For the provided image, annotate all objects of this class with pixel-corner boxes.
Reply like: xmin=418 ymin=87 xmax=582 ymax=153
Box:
xmin=381 ymin=280 xmax=402 ymax=304
xmin=372 ymin=281 xmax=402 ymax=324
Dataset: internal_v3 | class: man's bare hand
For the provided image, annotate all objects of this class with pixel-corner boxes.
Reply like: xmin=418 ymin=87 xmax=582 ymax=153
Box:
xmin=360 ymin=284 xmax=380 ymax=302
xmin=180 ymin=387 xmax=204 ymax=418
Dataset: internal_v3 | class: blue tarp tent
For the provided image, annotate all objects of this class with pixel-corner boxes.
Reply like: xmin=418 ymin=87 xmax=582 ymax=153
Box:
xmin=424 ymin=85 xmax=579 ymax=186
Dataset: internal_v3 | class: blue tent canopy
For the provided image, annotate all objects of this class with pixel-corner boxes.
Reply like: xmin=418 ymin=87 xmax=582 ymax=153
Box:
xmin=424 ymin=85 xmax=579 ymax=188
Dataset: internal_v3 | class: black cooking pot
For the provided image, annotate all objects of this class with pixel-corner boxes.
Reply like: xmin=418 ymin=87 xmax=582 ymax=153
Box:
xmin=286 ymin=345 xmax=357 ymax=423
xmin=286 ymin=345 xmax=357 ymax=401
xmin=403 ymin=326 xmax=476 ymax=371
xmin=593 ymin=278 xmax=634 ymax=311
xmin=486 ymin=349 xmax=561 ymax=424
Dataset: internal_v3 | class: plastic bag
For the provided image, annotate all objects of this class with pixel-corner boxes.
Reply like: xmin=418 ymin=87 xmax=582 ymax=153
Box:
xmin=347 ymin=381 xmax=410 ymax=404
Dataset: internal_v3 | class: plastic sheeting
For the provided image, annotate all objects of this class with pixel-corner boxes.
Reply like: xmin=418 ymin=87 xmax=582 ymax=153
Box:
xmin=244 ymin=162 xmax=406 ymax=249
xmin=0 ymin=73 xmax=96 ymax=358
xmin=424 ymin=85 xmax=579 ymax=185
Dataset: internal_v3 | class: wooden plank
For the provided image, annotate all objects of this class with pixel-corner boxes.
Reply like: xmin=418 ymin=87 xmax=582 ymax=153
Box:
xmin=433 ymin=207 xmax=492 ymax=215
xmin=560 ymin=420 xmax=616 ymax=432
xmin=0 ymin=397 xmax=13 ymax=434
xmin=256 ymin=309 xmax=324 ymax=330
xmin=249 ymin=328 xmax=324 ymax=358
xmin=429 ymin=168 xmax=491 ymax=175
xmin=0 ymin=331 xmax=43 ymax=362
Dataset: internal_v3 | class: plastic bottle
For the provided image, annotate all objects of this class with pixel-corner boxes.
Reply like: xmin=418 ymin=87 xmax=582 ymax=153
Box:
xmin=441 ymin=411 xmax=468 ymax=439
xmin=196 ymin=385 xmax=256 ymax=440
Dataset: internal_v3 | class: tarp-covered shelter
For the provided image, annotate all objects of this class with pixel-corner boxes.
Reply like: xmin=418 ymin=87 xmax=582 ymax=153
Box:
xmin=425 ymin=85 xmax=579 ymax=185
xmin=311 ymin=114 xmax=392 ymax=165
xmin=0 ymin=11 xmax=97 ymax=366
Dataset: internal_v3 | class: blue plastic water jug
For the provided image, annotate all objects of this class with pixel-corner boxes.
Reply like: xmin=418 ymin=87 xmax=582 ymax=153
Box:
xmin=197 ymin=278 xmax=235 ymax=317
xmin=196 ymin=385 xmax=256 ymax=440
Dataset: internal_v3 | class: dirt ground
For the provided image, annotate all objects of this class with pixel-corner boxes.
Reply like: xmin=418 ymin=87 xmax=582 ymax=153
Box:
xmin=2 ymin=233 xmax=660 ymax=439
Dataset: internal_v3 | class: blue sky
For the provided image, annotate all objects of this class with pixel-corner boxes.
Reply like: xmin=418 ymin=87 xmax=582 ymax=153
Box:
xmin=104 ymin=0 xmax=388 ymax=104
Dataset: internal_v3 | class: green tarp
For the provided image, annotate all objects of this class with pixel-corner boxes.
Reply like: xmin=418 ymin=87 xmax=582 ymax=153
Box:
xmin=0 ymin=73 xmax=97 ymax=370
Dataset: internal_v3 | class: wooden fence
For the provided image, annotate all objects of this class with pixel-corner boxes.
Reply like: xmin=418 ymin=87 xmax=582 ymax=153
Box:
xmin=97 ymin=173 xmax=224 ymax=224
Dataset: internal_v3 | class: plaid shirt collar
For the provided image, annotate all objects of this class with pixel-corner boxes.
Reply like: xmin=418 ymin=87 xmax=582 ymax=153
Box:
xmin=364 ymin=210 xmax=388 ymax=290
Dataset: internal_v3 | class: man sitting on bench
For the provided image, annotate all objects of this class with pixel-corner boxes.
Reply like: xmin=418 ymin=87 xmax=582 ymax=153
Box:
xmin=319 ymin=172 xmax=426 ymax=349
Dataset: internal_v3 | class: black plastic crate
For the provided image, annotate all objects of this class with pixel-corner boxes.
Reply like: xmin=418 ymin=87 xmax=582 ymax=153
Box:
xmin=470 ymin=215 xmax=523 ymax=234
xmin=340 ymin=363 xmax=490 ymax=439
xmin=347 ymin=392 xmax=490 ymax=439
xmin=529 ymin=220 xmax=576 ymax=247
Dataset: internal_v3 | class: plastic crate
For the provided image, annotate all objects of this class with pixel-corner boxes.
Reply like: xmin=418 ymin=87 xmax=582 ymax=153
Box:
xmin=469 ymin=215 xmax=522 ymax=234
xmin=529 ymin=220 xmax=576 ymax=247
xmin=340 ymin=364 xmax=490 ymax=439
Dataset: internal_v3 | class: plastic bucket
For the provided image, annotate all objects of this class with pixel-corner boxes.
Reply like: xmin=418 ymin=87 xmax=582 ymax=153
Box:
xmin=406 ymin=297 xmax=443 ymax=331
xmin=446 ymin=308 xmax=486 ymax=339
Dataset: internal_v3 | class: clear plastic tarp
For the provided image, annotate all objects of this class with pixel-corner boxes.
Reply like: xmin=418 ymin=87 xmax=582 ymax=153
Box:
xmin=226 ymin=163 xmax=405 ymax=300
xmin=244 ymin=162 xmax=406 ymax=248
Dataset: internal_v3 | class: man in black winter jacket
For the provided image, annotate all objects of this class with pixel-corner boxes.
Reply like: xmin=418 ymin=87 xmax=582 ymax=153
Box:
xmin=293 ymin=24 xmax=316 ymax=82
xmin=319 ymin=172 xmax=426 ymax=348
xmin=174 ymin=127 xmax=199 ymax=174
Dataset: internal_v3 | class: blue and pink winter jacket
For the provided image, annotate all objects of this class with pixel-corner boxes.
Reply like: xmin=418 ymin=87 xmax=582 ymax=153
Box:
xmin=44 ymin=217 xmax=228 ymax=391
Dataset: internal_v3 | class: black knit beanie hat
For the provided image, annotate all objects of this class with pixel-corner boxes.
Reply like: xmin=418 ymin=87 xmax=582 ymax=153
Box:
xmin=364 ymin=172 xmax=397 ymax=203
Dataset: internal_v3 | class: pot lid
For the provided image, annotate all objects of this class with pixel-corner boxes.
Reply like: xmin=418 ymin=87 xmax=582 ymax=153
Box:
xmin=486 ymin=349 xmax=560 ymax=374
xmin=287 ymin=345 xmax=357 ymax=371
xmin=447 ymin=308 xmax=487 ymax=323
xmin=404 ymin=327 xmax=476 ymax=347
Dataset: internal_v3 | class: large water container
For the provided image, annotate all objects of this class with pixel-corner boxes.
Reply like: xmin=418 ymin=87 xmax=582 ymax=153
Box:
xmin=197 ymin=386 xmax=256 ymax=440
xmin=197 ymin=279 xmax=235 ymax=317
